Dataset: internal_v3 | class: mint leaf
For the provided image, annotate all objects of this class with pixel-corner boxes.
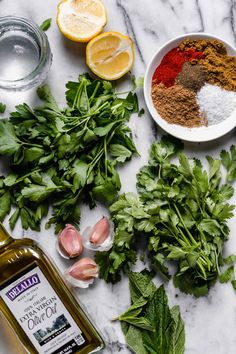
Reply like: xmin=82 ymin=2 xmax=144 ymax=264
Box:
xmin=122 ymin=325 xmax=147 ymax=354
xmin=128 ymin=272 xmax=156 ymax=303
xmin=142 ymin=286 xmax=173 ymax=353
xmin=170 ymin=305 xmax=185 ymax=354
xmin=119 ymin=273 xmax=185 ymax=354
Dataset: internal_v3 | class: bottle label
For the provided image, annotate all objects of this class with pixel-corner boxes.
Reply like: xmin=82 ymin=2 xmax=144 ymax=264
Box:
xmin=0 ymin=265 xmax=88 ymax=354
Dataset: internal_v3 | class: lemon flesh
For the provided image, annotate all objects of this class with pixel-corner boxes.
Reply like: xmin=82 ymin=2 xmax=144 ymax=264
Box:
xmin=86 ymin=31 xmax=134 ymax=80
xmin=57 ymin=0 xmax=107 ymax=42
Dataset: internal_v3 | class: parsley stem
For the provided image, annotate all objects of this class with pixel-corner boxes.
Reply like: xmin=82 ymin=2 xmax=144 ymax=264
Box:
xmin=89 ymin=82 xmax=100 ymax=103
xmin=174 ymin=204 xmax=198 ymax=246
xmin=21 ymin=141 xmax=43 ymax=148
xmin=64 ymin=102 xmax=110 ymax=132
xmin=176 ymin=226 xmax=191 ymax=246
xmin=104 ymin=138 xmax=108 ymax=177
xmin=196 ymin=261 xmax=207 ymax=279
xmin=13 ymin=168 xmax=41 ymax=185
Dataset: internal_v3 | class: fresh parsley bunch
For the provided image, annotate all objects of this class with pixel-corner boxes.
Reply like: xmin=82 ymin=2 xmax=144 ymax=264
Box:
xmin=96 ymin=136 xmax=236 ymax=296
xmin=0 ymin=74 xmax=140 ymax=232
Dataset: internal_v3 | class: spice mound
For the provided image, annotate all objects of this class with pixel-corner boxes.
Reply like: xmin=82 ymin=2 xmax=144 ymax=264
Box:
xmin=152 ymin=83 xmax=205 ymax=127
xmin=152 ymin=38 xmax=236 ymax=128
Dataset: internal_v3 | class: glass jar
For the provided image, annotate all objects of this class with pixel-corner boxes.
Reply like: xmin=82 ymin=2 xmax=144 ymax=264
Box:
xmin=0 ymin=16 xmax=52 ymax=91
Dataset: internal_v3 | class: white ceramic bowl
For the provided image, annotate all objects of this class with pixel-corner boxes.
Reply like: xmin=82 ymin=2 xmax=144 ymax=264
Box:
xmin=144 ymin=33 xmax=236 ymax=142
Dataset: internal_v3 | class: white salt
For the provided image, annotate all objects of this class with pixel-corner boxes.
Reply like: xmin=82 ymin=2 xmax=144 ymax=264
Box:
xmin=196 ymin=83 xmax=236 ymax=125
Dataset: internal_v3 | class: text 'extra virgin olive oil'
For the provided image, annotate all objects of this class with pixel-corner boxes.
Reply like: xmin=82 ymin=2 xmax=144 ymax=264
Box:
xmin=0 ymin=224 xmax=104 ymax=354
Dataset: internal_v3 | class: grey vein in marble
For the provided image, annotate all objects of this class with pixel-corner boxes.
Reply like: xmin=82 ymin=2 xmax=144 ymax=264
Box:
xmin=116 ymin=0 xmax=146 ymax=65
xmin=1 ymin=1 xmax=236 ymax=354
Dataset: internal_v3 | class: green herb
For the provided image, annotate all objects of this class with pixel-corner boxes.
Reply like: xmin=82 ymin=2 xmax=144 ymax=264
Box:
xmin=132 ymin=76 xmax=144 ymax=90
xmin=96 ymin=136 xmax=236 ymax=296
xmin=40 ymin=18 xmax=52 ymax=31
xmin=0 ymin=103 xmax=6 ymax=113
xmin=231 ymin=279 xmax=236 ymax=290
xmin=116 ymin=271 xmax=185 ymax=354
xmin=220 ymin=145 xmax=236 ymax=182
xmin=0 ymin=74 xmax=139 ymax=232
xmin=219 ymin=266 xmax=235 ymax=283
xmin=223 ymin=254 xmax=236 ymax=265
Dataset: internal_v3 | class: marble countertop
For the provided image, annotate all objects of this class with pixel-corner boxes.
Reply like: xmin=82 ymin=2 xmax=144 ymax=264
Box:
xmin=1 ymin=0 xmax=236 ymax=353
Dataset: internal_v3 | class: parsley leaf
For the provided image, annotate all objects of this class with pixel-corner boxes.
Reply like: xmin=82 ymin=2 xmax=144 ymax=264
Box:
xmin=0 ymin=103 xmax=6 ymax=113
xmin=0 ymin=75 xmax=141 ymax=231
xmin=40 ymin=18 xmax=52 ymax=31
xmin=219 ymin=266 xmax=235 ymax=283
xmin=97 ymin=136 xmax=236 ymax=296
xmin=220 ymin=146 xmax=236 ymax=182
xmin=0 ymin=120 xmax=21 ymax=155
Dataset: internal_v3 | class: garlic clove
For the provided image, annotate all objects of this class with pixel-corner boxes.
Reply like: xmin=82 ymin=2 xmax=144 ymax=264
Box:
xmin=65 ymin=257 xmax=98 ymax=288
xmin=90 ymin=217 xmax=110 ymax=245
xmin=57 ymin=224 xmax=84 ymax=259
xmin=83 ymin=217 xmax=114 ymax=252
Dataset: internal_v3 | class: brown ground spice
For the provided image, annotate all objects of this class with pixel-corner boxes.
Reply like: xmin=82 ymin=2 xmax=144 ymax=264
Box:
xmin=179 ymin=39 xmax=236 ymax=91
xmin=176 ymin=62 xmax=207 ymax=92
xmin=151 ymin=83 xmax=206 ymax=128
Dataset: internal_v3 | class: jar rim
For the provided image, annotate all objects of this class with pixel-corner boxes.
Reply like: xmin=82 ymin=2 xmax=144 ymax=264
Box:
xmin=0 ymin=16 xmax=52 ymax=90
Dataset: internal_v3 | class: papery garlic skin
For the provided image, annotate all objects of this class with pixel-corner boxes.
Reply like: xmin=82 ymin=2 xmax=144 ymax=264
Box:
xmin=89 ymin=217 xmax=110 ymax=245
xmin=65 ymin=258 xmax=98 ymax=288
xmin=64 ymin=274 xmax=95 ymax=289
xmin=57 ymin=224 xmax=84 ymax=259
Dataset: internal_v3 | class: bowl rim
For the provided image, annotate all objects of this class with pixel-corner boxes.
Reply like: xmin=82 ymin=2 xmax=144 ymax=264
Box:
xmin=144 ymin=32 xmax=236 ymax=142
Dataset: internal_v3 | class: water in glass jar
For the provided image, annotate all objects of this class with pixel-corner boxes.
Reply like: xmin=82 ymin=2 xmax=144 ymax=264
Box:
xmin=0 ymin=30 xmax=40 ymax=81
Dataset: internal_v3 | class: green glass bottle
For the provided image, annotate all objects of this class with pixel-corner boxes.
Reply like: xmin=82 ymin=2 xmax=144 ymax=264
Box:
xmin=0 ymin=224 xmax=104 ymax=354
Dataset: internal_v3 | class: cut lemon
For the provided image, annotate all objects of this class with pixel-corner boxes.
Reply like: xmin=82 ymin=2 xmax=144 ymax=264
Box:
xmin=86 ymin=31 xmax=134 ymax=80
xmin=57 ymin=0 xmax=107 ymax=43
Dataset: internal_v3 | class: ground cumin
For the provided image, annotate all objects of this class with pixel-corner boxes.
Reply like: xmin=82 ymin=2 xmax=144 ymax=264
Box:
xmin=179 ymin=39 xmax=236 ymax=92
xmin=151 ymin=83 xmax=206 ymax=127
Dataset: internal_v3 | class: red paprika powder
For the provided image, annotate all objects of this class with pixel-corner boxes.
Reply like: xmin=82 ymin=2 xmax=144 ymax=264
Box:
xmin=152 ymin=47 xmax=203 ymax=87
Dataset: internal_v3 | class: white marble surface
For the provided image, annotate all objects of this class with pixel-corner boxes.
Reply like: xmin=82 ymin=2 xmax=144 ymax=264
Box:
xmin=1 ymin=0 xmax=236 ymax=353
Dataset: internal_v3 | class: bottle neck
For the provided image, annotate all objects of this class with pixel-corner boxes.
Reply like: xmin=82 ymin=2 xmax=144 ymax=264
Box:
xmin=0 ymin=223 xmax=13 ymax=249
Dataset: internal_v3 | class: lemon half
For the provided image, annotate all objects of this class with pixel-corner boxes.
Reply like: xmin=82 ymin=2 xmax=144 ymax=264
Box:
xmin=57 ymin=0 xmax=107 ymax=42
xmin=86 ymin=31 xmax=134 ymax=80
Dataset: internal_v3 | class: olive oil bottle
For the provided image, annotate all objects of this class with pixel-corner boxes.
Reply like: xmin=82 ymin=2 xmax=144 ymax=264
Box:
xmin=0 ymin=224 xmax=104 ymax=354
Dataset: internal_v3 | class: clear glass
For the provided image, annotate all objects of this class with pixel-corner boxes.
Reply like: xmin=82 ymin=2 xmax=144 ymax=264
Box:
xmin=0 ymin=16 xmax=52 ymax=91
